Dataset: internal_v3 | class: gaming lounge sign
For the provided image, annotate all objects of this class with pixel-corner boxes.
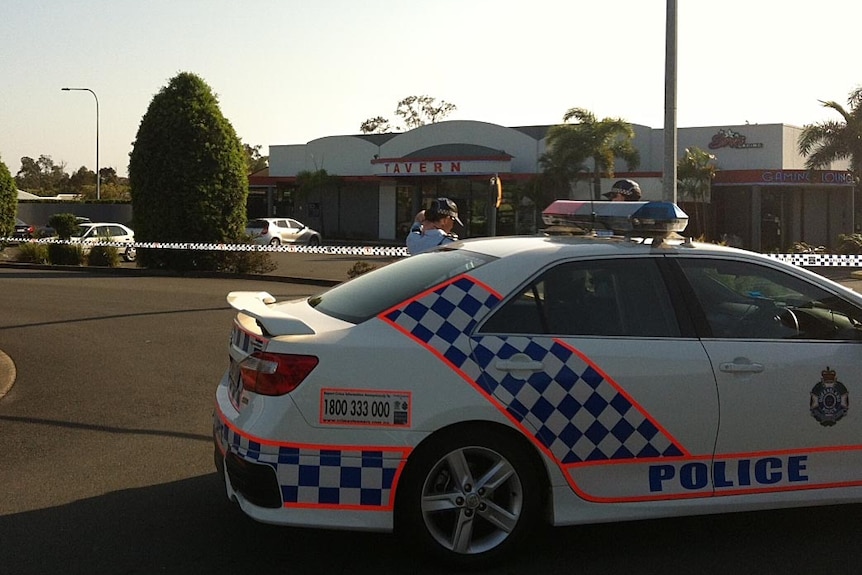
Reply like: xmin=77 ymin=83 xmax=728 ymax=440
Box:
xmin=708 ymin=128 xmax=764 ymax=150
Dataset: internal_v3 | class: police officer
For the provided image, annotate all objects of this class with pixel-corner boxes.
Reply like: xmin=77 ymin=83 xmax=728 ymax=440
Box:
xmin=603 ymin=179 xmax=642 ymax=202
xmin=406 ymin=197 xmax=462 ymax=255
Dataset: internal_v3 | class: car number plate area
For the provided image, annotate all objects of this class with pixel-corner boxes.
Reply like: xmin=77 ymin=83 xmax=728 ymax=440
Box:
xmin=228 ymin=359 xmax=243 ymax=410
xmin=321 ymin=389 xmax=411 ymax=427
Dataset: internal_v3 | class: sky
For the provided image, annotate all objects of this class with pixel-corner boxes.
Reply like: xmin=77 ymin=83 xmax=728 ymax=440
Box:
xmin=2 ymin=0 xmax=860 ymax=178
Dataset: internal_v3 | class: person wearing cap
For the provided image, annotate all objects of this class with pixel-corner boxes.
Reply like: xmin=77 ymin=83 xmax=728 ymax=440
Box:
xmin=406 ymin=197 xmax=463 ymax=255
xmin=603 ymin=179 xmax=642 ymax=202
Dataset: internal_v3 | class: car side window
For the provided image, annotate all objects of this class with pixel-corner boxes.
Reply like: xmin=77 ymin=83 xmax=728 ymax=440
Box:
xmin=480 ymin=258 xmax=680 ymax=337
xmin=677 ymin=259 xmax=862 ymax=340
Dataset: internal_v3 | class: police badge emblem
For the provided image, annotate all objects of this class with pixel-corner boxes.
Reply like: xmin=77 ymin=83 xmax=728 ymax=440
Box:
xmin=810 ymin=367 xmax=849 ymax=426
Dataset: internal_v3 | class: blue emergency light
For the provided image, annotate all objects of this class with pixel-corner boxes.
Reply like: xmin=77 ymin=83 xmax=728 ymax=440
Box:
xmin=542 ymin=200 xmax=689 ymax=236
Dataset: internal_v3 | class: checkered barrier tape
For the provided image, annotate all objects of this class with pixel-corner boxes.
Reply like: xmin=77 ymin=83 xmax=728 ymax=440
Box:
xmin=5 ymin=236 xmax=861 ymax=264
xmin=214 ymin=412 xmax=407 ymax=509
xmin=766 ymin=253 xmax=862 ymax=267
xmin=2 ymin=237 xmax=409 ymax=257
xmin=381 ymin=276 xmax=684 ymax=466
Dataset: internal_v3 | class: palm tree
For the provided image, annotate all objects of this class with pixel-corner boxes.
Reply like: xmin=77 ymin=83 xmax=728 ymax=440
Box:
xmin=798 ymin=86 xmax=862 ymax=181
xmin=543 ymin=108 xmax=640 ymax=199
xmin=677 ymin=147 xmax=717 ymax=238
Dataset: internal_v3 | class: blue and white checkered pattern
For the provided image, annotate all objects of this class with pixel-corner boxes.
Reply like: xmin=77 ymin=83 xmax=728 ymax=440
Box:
xmin=231 ymin=326 xmax=265 ymax=354
xmin=384 ymin=276 xmax=502 ymax=378
xmin=382 ymin=275 xmax=683 ymax=465
xmin=472 ymin=337 xmax=682 ymax=463
xmin=215 ymin=415 xmax=403 ymax=508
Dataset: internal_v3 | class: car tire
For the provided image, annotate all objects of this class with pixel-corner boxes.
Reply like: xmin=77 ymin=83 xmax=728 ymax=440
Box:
xmin=396 ymin=424 xmax=543 ymax=570
xmin=123 ymin=246 xmax=136 ymax=262
xmin=307 ymin=236 xmax=321 ymax=247
xmin=269 ymin=237 xmax=281 ymax=246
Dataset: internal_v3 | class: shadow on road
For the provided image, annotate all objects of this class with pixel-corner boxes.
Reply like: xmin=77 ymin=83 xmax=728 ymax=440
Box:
xmin=2 ymin=471 xmax=861 ymax=575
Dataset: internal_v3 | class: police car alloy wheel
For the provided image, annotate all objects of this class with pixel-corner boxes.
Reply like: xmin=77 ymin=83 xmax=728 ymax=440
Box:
xmin=396 ymin=424 xmax=543 ymax=569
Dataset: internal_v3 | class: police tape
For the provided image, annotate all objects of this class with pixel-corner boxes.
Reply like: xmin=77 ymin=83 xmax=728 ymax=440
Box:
xmin=3 ymin=237 xmax=862 ymax=265
xmin=2 ymin=237 xmax=410 ymax=257
xmin=766 ymin=253 xmax=862 ymax=267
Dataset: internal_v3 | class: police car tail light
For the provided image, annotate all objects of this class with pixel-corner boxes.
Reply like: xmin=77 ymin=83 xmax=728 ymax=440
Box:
xmin=239 ymin=351 xmax=319 ymax=396
xmin=542 ymin=200 xmax=689 ymax=236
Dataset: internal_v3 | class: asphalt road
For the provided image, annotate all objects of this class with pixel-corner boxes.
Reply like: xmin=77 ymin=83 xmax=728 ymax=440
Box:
xmin=2 ymin=267 xmax=862 ymax=574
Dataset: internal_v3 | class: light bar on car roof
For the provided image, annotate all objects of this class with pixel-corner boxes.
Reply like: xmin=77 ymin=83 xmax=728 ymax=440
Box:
xmin=542 ymin=200 xmax=689 ymax=235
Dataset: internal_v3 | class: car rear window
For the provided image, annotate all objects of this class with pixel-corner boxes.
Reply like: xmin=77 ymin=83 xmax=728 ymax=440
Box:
xmin=247 ymin=220 xmax=268 ymax=229
xmin=308 ymin=248 xmax=495 ymax=323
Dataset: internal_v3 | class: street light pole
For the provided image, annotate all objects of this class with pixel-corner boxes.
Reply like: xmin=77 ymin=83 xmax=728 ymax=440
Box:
xmin=61 ymin=87 xmax=100 ymax=200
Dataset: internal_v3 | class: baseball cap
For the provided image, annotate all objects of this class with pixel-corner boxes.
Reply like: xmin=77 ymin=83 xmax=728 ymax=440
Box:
xmin=426 ymin=197 xmax=463 ymax=226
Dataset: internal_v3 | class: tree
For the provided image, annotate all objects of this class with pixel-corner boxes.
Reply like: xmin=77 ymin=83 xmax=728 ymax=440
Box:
xmin=0 ymin=155 xmax=16 ymax=239
xmin=359 ymin=116 xmax=393 ymax=135
xmin=543 ymin=108 xmax=640 ymax=200
xmin=677 ymin=147 xmax=717 ymax=237
xmin=244 ymin=144 xmax=269 ymax=174
xmin=359 ymin=95 xmax=456 ymax=133
xmin=798 ymin=86 xmax=862 ymax=183
xmin=99 ymin=167 xmax=120 ymax=186
xmin=128 ymin=71 xmax=249 ymax=271
xmin=68 ymin=166 xmax=96 ymax=197
xmin=15 ymin=155 xmax=69 ymax=196
xmin=539 ymin=129 xmax=591 ymax=198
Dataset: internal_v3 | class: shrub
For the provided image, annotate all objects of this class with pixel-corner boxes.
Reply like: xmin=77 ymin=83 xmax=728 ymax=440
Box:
xmin=0 ymin=157 xmax=15 ymax=239
xmin=87 ymin=245 xmax=121 ymax=267
xmin=129 ymin=72 xmax=248 ymax=271
xmin=218 ymin=248 xmax=277 ymax=275
xmin=15 ymin=242 xmax=49 ymax=264
xmin=48 ymin=213 xmax=81 ymax=240
xmin=836 ymin=234 xmax=862 ymax=255
xmin=789 ymin=242 xmax=826 ymax=254
xmin=48 ymin=243 xmax=84 ymax=266
xmin=347 ymin=261 xmax=376 ymax=279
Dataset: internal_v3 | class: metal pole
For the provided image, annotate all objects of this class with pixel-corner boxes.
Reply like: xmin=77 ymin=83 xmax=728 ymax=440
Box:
xmin=61 ymin=87 xmax=100 ymax=200
xmin=663 ymin=0 xmax=678 ymax=203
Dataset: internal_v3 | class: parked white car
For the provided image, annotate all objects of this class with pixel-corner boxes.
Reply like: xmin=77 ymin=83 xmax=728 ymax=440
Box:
xmin=72 ymin=222 xmax=136 ymax=262
xmin=246 ymin=218 xmax=321 ymax=246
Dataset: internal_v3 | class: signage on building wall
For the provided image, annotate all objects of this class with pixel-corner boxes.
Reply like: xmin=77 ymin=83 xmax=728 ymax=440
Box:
xmin=708 ymin=128 xmax=764 ymax=150
xmin=371 ymin=158 xmax=511 ymax=177
xmin=714 ymin=169 xmax=854 ymax=186
xmin=760 ymin=170 xmax=854 ymax=184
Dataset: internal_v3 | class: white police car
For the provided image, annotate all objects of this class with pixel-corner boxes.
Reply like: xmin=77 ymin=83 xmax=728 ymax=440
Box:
xmin=213 ymin=201 xmax=862 ymax=568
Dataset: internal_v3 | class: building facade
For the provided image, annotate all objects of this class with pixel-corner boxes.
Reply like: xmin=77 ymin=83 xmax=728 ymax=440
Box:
xmin=250 ymin=120 xmax=855 ymax=251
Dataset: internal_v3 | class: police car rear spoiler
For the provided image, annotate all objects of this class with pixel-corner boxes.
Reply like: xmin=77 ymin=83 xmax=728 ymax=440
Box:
xmin=227 ymin=291 xmax=315 ymax=336
xmin=542 ymin=200 xmax=689 ymax=236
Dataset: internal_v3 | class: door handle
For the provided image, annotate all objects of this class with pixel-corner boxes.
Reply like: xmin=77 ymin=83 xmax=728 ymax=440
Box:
xmin=495 ymin=354 xmax=543 ymax=372
xmin=719 ymin=360 xmax=764 ymax=373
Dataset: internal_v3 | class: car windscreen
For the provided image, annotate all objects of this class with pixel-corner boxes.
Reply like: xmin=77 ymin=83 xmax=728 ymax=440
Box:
xmin=308 ymin=248 xmax=496 ymax=323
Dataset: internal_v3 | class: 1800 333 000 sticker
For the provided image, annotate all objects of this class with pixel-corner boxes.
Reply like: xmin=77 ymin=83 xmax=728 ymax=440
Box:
xmin=320 ymin=388 xmax=411 ymax=427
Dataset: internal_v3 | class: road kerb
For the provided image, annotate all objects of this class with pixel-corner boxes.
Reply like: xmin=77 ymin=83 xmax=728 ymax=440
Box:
xmin=0 ymin=349 xmax=15 ymax=400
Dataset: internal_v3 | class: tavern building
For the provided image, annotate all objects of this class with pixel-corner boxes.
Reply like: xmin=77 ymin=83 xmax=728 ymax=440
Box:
xmin=249 ymin=120 xmax=855 ymax=252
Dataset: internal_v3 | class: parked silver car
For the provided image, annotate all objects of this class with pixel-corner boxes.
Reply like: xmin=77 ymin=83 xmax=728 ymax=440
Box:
xmin=246 ymin=218 xmax=321 ymax=246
